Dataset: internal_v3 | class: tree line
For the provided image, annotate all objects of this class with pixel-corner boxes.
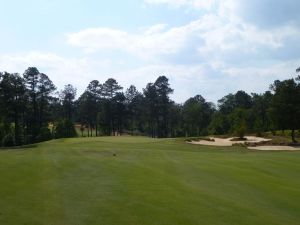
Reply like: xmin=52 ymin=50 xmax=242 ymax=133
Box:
xmin=0 ymin=67 xmax=300 ymax=147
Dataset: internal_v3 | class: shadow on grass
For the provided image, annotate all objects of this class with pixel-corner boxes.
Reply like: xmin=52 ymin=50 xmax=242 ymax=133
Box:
xmin=0 ymin=144 xmax=38 ymax=151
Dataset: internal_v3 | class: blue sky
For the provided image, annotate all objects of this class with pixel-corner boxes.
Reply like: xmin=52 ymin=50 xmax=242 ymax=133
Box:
xmin=0 ymin=0 xmax=299 ymax=103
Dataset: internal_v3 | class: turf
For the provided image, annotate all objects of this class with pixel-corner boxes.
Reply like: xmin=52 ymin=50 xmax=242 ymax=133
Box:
xmin=0 ymin=137 xmax=300 ymax=225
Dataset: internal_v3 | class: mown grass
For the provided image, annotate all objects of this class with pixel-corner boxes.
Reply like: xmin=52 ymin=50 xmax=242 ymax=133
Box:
xmin=0 ymin=136 xmax=300 ymax=225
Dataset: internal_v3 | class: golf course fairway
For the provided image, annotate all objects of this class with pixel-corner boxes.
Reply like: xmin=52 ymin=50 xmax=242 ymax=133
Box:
xmin=0 ymin=136 xmax=299 ymax=225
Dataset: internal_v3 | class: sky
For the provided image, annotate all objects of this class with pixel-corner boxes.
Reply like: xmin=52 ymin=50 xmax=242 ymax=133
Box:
xmin=0 ymin=0 xmax=299 ymax=103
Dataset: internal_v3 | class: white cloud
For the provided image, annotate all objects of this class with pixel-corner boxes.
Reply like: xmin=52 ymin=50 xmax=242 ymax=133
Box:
xmin=1 ymin=51 xmax=299 ymax=103
xmin=117 ymin=60 xmax=300 ymax=103
xmin=2 ymin=0 xmax=300 ymax=103
xmin=67 ymin=23 xmax=194 ymax=59
xmin=67 ymin=10 xmax=300 ymax=66
xmin=64 ymin=0 xmax=300 ymax=103
xmin=67 ymin=28 xmax=130 ymax=53
xmin=198 ymin=20 xmax=300 ymax=58
xmin=144 ymin=23 xmax=168 ymax=35
xmin=0 ymin=52 xmax=112 ymax=95
xmin=144 ymin=0 xmax=216 ymax=10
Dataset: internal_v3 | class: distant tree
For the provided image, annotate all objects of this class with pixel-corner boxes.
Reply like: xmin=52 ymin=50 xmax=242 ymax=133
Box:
xmin=60 ymin=84 xmax=77 ymax=121
xmin=22 ymin=68 xmax=56 ymax=143
xmin=102 ymin=78 xmax=123 ymax=99
xmin=168 ymin=102 xmax=183 ymax=137
xmin=58 ymin=84 xmax=77 ymax=138
xmin=270 ymin=78 xmax=300 ymax=143
xmin=143 ymin=83 xmax=158 ymax=138
xmin=213 ymin=91 xmax=253 ymax=136
xmin=125 ymin=85 xmax=139 ymax=103
xmin=100 ymin=78 xmax=123 ymax=135
xmin=182 ymin=95 xmax=215 ymax=136
xmin=55 ymin=119 xmax=77 ymax=139
xmin=77 ymin=91 xmax=94 ymax=137
xmin=218 ymin=94 xmax=236 ymax=114
xmin=23 ymin=67 xmax=40 ymax=142
xmin=208 ymin=112 xmax=230 ymax=135
xmin=48 ymin=96 xmax=62 ymax=133
xmin=251 ymin=91 xmax=273 ymax=135
xmin=87 ymin=80 xmax=102 ymax=98
xmin=78 ymin=80 xmax=102 ymax=136
xmin=5 ymin=65 xmax=300 ymax=144
xmin=229 ymin=108 xmax=249 ymax=139
xmin=36 ymin=73 xmax=56 ymax=141
xmin=0 ymin=73 xmax=14 ymax=146
xmin=112 ymin=92 xmax=126 ymax=135
xmin=235 ymin=90 xmax=253 ymax=109
xmin=218 ymin=91 xmax=252 ymax=115
xmin=97 ymin=100 xmax=111 ymax=136
xmin=125 ymin=85 xmax=142 ymax=135
xmin=0 ymin=72 xmax=26 ymax=145
xmin=154 ymin=76 xmax=174 ymax=137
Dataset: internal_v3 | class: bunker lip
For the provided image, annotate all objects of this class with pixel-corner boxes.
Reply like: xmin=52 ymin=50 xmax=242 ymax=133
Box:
xmin=189 ymin=136 xmax=300 ymax=151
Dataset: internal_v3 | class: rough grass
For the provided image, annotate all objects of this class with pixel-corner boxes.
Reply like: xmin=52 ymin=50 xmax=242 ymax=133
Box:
xmin=0 ymin=136 xmax=300 ymax=225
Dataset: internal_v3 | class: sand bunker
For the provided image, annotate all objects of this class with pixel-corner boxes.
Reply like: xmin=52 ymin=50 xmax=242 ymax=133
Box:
xmin=190 ymin=136 xmax=300 ymax=151
xmin=248 ymin=146 xmax=300 ymax=151
xmin=190 ymin=136 xmax=271 ymax=147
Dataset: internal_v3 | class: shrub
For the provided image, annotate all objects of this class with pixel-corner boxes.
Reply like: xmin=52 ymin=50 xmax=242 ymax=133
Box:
xmin=2 ymin=133 xmax=15 ymax=147
xmin=54 ymin=119 xmax=77 ymax=139
xmin=233 ymin=123 xmax=247 ymax=139
xmin=36 ymin=126 xmax=53 ymax=142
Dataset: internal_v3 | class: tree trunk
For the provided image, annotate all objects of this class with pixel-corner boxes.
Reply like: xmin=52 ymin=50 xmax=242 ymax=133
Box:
xmin=291 ymin=129 xmax=297 ymax=143
xmin=14 ymin=113 xmax=19 ymax=146
xmin=131 ymin=115 xmax=134 ymax=136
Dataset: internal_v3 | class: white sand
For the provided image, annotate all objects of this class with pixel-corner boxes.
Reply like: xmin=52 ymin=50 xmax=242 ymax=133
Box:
xmin=190 ymin=136 xmax=300 ymax=151
xmin=190 ymin=136 xmax=271 ymax=147
xmin=248 ymin=146 xmax=300 ymax=151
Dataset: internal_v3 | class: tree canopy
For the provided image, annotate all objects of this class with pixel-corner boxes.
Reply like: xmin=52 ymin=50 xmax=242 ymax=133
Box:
xmin=0 ymin=67 xmax=299 ymax=146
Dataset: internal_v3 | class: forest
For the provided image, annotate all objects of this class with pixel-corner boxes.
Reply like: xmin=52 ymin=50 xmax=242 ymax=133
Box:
xmin=0 ymin=67 xmax=300 ymax=147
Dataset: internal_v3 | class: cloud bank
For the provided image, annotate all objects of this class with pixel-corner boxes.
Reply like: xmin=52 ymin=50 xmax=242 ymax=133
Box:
xmin=1 ymin=0 xmax=299 ymax=103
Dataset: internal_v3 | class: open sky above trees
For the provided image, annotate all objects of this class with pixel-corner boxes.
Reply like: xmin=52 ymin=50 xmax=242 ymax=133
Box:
xmin=0 ymin=0 xmax=300 ymax=103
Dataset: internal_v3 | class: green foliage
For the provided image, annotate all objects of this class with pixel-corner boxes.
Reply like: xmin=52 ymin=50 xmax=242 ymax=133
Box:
xmin=208 ymin=112 xmax=230 ymax=135
xmin=2 ymin=133 xmax=15 ymax=147
xmin=1 ymin=66 xmax=300 ymax=145
xmin=142 ymin=76 xmax=174 ymax=138
xmin=60 ymin=84 xmax=76 ymax=121
xmin=54 ymin=119 xmax=77 ymax=139
xmin=233 ymin=122 xmax=247 ymax=139
xmin=253 ymin=119 xmax=263 ymax=137
xmin=182 ymin=95 xmax=215 ymax=136
xmin=36 ymin=126 xmax=53 ymax=142
xmin=250 ymin=91 xmax=273 ymax=133
xmin=270 ymin=78 xmax=300 ymax=142
xmin=229 ymin=108 xmax=249 ymax=138
xmin=0 ymin=119 xmax=15 ymax=147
